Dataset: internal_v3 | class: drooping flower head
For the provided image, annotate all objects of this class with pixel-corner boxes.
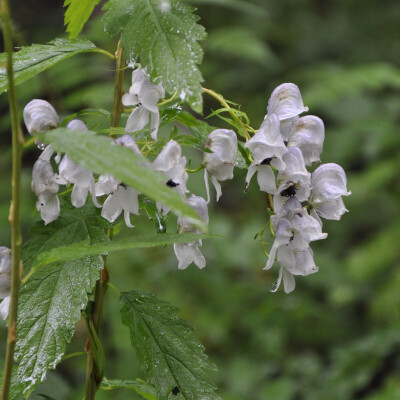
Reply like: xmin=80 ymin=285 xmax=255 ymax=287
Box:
xmin=96 ymin=134 xmax=142 ymax=227
xmin=245 ymin=113 xmax=287 ymax=193
xmin=174 ymin=195 xmax=209 ymax=270
xmin=123 ymin=67 xmax=165 ymax=140
xmin=203 ymin=129 xmax=237 ymax=202
xmin=267 ymin=83 xmax=309 ymax=141
xmin=287 ymin=115 xmax=325 ymax=166
xmin=309 ymin=163 xmax=351 ymax=225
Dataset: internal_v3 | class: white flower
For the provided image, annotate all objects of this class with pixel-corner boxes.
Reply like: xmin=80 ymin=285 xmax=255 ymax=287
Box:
xmin=309 ymin=163 xmax=351 ymax=225
xmin=32 ymin=156 xmax=60 ymax=225
xmin=57 ymin=120 xmax=100 ymax=208
xmin=274 ymin=147 xmax=311 ymax=212
xmin=203 ymin=129 xmax=237 ymax=202
xmin=245 ymin=114 xmax=286 ymax=194
xmin=0 ymin=247 xmax=11 ymax=320
xmin=264 ymin=201 xmax=326 ymax=293
xmin=96 ymin=134 xmax=141 ymax=227
xmin=152 ymin=140 xmax=189 ymax=214
xmin=23 ymin=99 xmax=59 ymax=149
xmin=123 ymin=67 xmax=165 ymax=140
xmin=267 ymin=83 xmax=309 ymax=141
xmin=287 ymin=115 xmax=325 ymax=166
xmin=173 ymin=195 xmax=209 ymax=270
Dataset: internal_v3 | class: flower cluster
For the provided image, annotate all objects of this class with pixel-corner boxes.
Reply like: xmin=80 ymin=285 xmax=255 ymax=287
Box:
xmin=245 ymin=83 xmax=350 ymax=293
xmin=22 ymin=67 xmax=241 ymax=271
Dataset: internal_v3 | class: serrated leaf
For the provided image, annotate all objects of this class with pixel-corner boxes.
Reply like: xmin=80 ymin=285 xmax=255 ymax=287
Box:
xmin=120 ymin=291 xmax=221 ymax=400
xmin=102 ymin=0 xmax=206 ymax=113
xmin=0 ymin=38 xmax=97 ymax=95
xmin=43 ymin=128 xmax=206 ymax=230
xmin=64 ymin=0 xmax=102 ymax=38
xmin=139 ymin=195 xmax=168 ymax=233
xmin=100 ymin=378 xmax=157 ymax=400
xmin=12 ymin=200 xmax=109 ymax=397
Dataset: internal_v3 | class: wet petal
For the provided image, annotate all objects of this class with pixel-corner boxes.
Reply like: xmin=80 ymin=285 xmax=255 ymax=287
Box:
xmin=101 ymin=192 xmax=123 ymax=223
xmin=116 ymin=134 xmax=142 ymax=155
xmin=138 ymin=79 xmax=164 ymax=113
xmin=95 ymin=174 xmax=119 ymax=196
xmin=282 ymin=269 xmax=295 ymax=293
xmin=37 ymin=192 xmax=60 ymax=225
xmin=291 ymin=208 xmax=327 ymax=242
xmin=210 ymin=175 xmax=222 ymax=202
xmin=32 ymin=159 xmax=59 ymax=196
xmin=292 ymin=246 xmax=318 ymax=276
xmin=0 ymin=247 xmax=11 ymax=274
xmin=245 ymin=162 xmax=258 ymax=191
xmin=277 ymin=245 xmax=296 ymax=272
xmin=0 ymin=296 xmax=10 ymax=320
xmin=0 ymin=274 xmax=10 ymax=299
xmin=23 ymin=99 xmax=59 ymax=135
xmin=313 ymin=197 xmax=348 ymax=220
xmin=125 ymin=106 xmax=150 ymax=133
xmin=153 ymin=140 xmax=182 ymax=172
xmin=71 ymin=184 xmax=90 ymax=208
xmin=67 ymin=119 xmax=88 ymax=131
xmin=122 ymin=92 xmax=140 ymax=107
xmin=149 ymin=110 xmax=160 ymax=140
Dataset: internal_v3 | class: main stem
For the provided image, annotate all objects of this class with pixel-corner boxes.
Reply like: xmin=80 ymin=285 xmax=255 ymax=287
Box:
xmin=1 ymin=0 xmax=23 ymax=398
xmin=84 ymin=42 xmax=124 ymax=400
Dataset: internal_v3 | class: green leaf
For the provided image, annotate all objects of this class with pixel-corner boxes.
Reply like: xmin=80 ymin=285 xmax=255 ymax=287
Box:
xmin=102 ymin=0 xmax=206 ymax=113
xmin=120 ymin=291 xmax=221 ymax=400
xmin=12 ymin=200 xmax=109 ymax=397
xmin=29 ymin=233 xmax=219 ymax=276
xmin=0 ymin=38 xmax=98 ymax=95
xmin=139 ymin=194 xmax=168 ymax=233
xmin=37 ymin=395 xmax=57 ymax=400
xmin=100 ymin=378 xmax=157 ymax=400
xmin=64 ymin=0 xmax=102 ymax=38
xmin=43 ymin=128 xmax=206 ymax=230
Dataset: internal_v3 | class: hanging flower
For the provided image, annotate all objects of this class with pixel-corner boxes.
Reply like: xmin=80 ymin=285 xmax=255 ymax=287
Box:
xmin=203 ymin=129 xmax=237 ymax=202
xmin=32 ymin=148 xmax=60 ymax=225
xmin=57 ymin=120 xmax=100 ymax=208
xmin=0 ymin=247 xmax=11 ymax=320
xmin=173 ymin=195 xmax=209 ymax=270
xmin=23 ymin=99 xmax=60 ymax=149
xmin=245 ymin=113 xmax=286 ymax=194
xmin=96 ymin=134 xmax=141 ymax=227
xmin=264 ymin=199 xmax=326 ymax=293
xmin=123 ymin=67 xmax=165 ymax=140
xmin=152 ymin=140 xmax=189 ymax=214
xmin=287 ymin=115 xmax=325 ymax=166
xmin=267 ymin=83 xmax=309 ymax=141
xmin=274 ymin=147 xmax=311 ymax=212
xmin=309 ymin=163 xmax=351 ymax=225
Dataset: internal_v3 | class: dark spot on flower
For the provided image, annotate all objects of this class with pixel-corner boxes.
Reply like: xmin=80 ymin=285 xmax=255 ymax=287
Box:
xmin=280 ymin=184 xmax=296 ymax=197
xmin=260 ymin=157 xmax=273 ymax=165
xmin=166 ymin=179 xmax=179 ymax=187
xmin=172 ymin=386 xmax=180 ymax=395
xmin=120 ymin=183 xmax=127 ymax=188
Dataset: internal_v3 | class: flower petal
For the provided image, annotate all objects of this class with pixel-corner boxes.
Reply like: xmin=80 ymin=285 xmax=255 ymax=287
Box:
xmin=23 ymin=99 xmax=59 ymax=135
xmin=37 ymin=192 xmax=60 ymax=225
xmin=210 ymin=175 xmax=222 ymax=202
xmin=288 ymin=115 xmax=325 ymax=166
xmin=267 ymin=83 xmax=308 ymax=121
xmin=125 ymin=106 xmax=150 ymax=133
xmin=0 ymin=296 xmax=10 ymax=320
xmin=282 ymin=269 xmax=295 ymax=293
xmin=257 ymin=164 xmax=277 ymax=193
xmin=313 ymin=197 xmax=349 ymax=221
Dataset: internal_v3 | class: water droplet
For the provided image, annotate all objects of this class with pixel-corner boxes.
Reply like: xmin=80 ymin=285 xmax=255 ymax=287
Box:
xmin=269 ymin=281 xmax=279 ymax=292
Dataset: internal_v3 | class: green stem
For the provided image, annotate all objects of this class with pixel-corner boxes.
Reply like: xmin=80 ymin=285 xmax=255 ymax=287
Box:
xmin=84 ymin=43 xmax=123 ymax=400
xmin=89 ymin=48 xmax=117 ymax=61
xmin=1 ymin=0 xmax=23 ymax=398
xmin=202 ymin=87 xmax=253 ymax=140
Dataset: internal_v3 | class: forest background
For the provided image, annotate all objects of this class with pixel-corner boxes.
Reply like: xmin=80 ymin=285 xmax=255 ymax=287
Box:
xmin=0 ymin=0 xmax=400 ymax=399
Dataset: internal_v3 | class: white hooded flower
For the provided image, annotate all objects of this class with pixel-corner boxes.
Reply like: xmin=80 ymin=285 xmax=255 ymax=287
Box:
xmin=267 ymin=83 xmax=309 ymax=141
xmin=32 ymin=151 xmax=60 ymax=225
xmin=152 ymin=140 xmax=189 ymax=214
xmin=264 ymin=199 xmax=326 ymax=293
xmin=123 ymin=67 xmax=165 ymax=140
xmin=96 ymin=134 xmax=141 ymax=227
xmin=245 ymin=114 xmax=286 ymax=194
xmin=287 ymin=115 xmax=325 ymax=166
xmin=57 ymin=120 xmax=100 ymax=208
xmin=173 ymin=195 xmax=209 ymax=270
xmin=23 ymin=99 xmax=60 ymax=149
xmin=309 ymin=163 xmax=351 ymax=225
xmin=274 ymin=147 xmax=311 ymax=212
xmin=0 ymin=247 xmax=11 ymax=320
xmin=203 ymin=129 xmax=237 ymax=202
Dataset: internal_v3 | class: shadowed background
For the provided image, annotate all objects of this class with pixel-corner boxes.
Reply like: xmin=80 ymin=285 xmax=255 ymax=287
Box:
xmin=1 ymin=0 xmax=400 ymax=399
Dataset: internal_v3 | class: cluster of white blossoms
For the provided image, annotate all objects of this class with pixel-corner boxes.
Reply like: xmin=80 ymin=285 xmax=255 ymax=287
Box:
xmin=20 ymin=67 xmax=241 ymax=272
xmin=245 ymin=83 xmax=350 ymax=293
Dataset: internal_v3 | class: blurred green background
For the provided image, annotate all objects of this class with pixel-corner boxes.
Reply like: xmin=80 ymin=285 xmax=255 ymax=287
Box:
xmin=1 ymin=0 xmax=400 ymax=399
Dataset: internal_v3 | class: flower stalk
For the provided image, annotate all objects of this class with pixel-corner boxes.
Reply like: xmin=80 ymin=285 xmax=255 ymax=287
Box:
xmin=1 ymin=0 xmax=23 ymax=398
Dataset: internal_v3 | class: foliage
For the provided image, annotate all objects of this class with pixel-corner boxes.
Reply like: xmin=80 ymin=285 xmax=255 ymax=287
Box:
xmin=102 ymin=0 xmax=206 ymax=112
xmin=120 ymin=290 xmax=221 ymax=400
xmin=64 ymin=0 xmax=102 ymax=38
